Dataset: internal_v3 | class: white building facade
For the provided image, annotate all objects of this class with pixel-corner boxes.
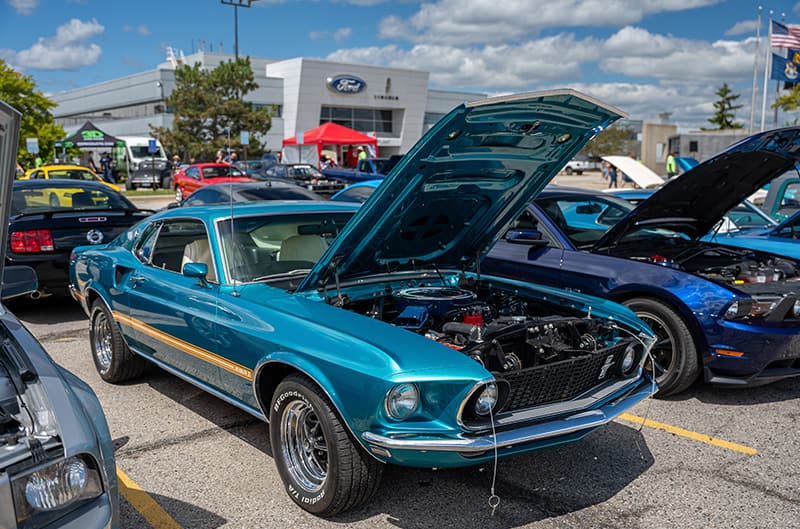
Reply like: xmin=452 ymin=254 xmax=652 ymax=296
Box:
xmin=52 ymin=52 xmax=485 ymax=157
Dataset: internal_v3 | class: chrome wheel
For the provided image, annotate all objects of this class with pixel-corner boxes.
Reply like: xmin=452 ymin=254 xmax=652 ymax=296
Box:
xmin=636 ymin=311 xmax=675 ymax=380
xmin=175 ymin=186 xmax=183 ymax=203
xmin=91 ymin=310 xmax=113 ymax=374
xmin=280 ymin=400 xmax=328 ymax=493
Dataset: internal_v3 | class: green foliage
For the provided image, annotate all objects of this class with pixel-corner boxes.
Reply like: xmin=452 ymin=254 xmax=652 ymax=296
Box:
xmin=706 ymin=83 xmax=743 ymax=130
xmin=774 ymin=84 xmax=800 ymax=113
xmin=581 ymin=124 xmax=636 ymax=157
xmin=152 ymin=57 xmax=272 ymax=161
xmin=0 ymin=59 xmax=67 ymax=167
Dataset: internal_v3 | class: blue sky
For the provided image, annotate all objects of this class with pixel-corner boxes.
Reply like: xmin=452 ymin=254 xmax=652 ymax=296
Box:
xmin=2 ymin=0 xmax=800 ymax=129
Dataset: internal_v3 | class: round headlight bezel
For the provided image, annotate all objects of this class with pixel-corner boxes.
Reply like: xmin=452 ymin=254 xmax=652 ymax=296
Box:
xmin=474 ymin=382 xmax=499 ymax=417
xmin=385 ymin=383 xmax=420 ymax=420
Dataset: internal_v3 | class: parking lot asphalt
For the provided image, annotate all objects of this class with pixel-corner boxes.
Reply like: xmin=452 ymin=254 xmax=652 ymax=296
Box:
xmin=12 ymin=289 xmax=800 ymax=529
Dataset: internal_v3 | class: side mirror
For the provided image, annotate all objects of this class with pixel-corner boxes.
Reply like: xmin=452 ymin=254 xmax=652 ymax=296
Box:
xmin=2 ymin=265 xmax=38 ymax=300
xmin=166 ymin=202 xmax=180 ymax=209
xmin=505 ymin=228 xmax=548 ymax=246
xmin=182 ymin=262 xmax=209 ymax=286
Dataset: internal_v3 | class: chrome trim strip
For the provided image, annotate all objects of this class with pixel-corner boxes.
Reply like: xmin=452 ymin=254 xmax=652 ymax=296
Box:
xmin=455 ymin=377 xmax=496 ymax=430
xmin=361 ymin=380 xmax=654 ymax=453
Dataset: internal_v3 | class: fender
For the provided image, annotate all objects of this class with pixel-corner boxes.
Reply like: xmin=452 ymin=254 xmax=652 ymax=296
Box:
xmin=252 ymin=354 xmax=384 ymax=461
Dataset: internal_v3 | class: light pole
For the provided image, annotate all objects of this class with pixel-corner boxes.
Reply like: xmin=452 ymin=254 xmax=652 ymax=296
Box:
xmin=220 ymin=0 xmax=257 ymax=59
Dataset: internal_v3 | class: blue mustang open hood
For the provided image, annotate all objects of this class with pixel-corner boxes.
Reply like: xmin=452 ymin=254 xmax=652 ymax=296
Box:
xmin=298 ymin=90 xmax=626 ymax=291
xmin=596 ymin=127 xmax=800 ymax=247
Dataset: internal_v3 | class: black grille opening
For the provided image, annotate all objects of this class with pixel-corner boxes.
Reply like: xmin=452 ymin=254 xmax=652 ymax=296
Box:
xmin=495 ymin=343 xmax=625 ymax=412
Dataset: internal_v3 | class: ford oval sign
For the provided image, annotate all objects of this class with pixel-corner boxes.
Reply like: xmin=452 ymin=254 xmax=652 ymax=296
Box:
xmin=327 ymin=75 xmax=367 ymax=95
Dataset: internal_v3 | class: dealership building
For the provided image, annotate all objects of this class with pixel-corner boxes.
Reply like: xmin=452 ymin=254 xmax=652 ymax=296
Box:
xmin=51 ymin=51 xmax=486 ymax=157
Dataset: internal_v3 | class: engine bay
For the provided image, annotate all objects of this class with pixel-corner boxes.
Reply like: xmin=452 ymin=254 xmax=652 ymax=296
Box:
xmin=343 ymin=284 xmax=633 ymax=373
xmin=612 ymin=239 xmax=800 ymax=292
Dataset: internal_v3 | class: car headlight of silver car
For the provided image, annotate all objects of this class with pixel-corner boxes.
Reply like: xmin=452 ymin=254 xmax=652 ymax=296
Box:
xmin=385 ymin=383 xmax=419 ymax=420
xmin=11 ymin=455 xmax=103 ymax=524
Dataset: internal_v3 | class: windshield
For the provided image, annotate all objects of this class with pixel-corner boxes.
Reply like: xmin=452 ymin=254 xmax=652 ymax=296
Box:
xmin=45 ymin=169 xmax=100 ymax=182
xmin=536 ymin=195 xmax=634 ymax=247
xmin=238 ymin=187 xmax=322 ymax=201
xmin=129 ymin=145 xmax=165 ymax=158
xmin=288 ymin=166 xmax=323 ymax=179
xmin=13 ymin=184 xmax=134 ymax=214
xmin=218 ymin=212 xmax=353 ymax=283
xmin=203 ymin=166 xmax=244 ymax=178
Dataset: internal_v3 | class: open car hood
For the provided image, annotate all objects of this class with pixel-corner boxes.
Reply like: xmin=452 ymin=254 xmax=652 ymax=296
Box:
xmin=602 ymin=155 xmax=664 ymax=188
xmin=596 ymin=127 xmax=800 ymax=248
xmin=297 ymin=90 xmax=625 ymax=292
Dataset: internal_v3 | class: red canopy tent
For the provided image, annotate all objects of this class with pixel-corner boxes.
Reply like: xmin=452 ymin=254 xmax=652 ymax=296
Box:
xmin=282 ymin=122 xmax=378 ymax=165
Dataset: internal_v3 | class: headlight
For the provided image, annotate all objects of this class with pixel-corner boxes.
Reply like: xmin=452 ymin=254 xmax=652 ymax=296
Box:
xmin=474 ymin=383 xmax=498 ymax=416
xmin=385 ymin=383 xmax=419 ymax=420
xmin=12 ymin=455 xmax=103 ymax=523
xmin=619 ymin=343 xmax=641 ymax=376
xmin=724 ymin=299 xmax=776 ymax=319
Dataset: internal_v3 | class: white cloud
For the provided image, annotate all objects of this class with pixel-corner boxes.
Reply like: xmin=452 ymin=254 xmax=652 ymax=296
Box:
xmin=601 ymin=28 xmax=755 ymax=82
xmin=5 ymin=18 xmax=104 ymax=70
xmin=122 ymin=24 xmax=151 ymax=36
xmin=309 ymin=27 xmax=353 ymax=43
xmin=379 ymin=0 xmax=723 ymax=45
xmin=8 ymin=0 xmax=38 ymax=15
xmin=725 ymin=19 xmax=757 ymax=36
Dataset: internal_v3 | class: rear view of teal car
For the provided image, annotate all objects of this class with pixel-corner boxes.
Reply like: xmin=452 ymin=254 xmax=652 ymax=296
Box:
xmin=70 ymin=90 xmax=656 ymax=516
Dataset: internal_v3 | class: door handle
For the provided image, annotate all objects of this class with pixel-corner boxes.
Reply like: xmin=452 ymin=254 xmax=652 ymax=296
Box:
xmin=130 ymin=275 xmax=147 ymax=286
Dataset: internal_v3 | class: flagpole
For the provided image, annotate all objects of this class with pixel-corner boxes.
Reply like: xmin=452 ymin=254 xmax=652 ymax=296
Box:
xmin=775 ymin=12 xmax=786 ymax=127
xmin=750 ymin=6 xmax=762 ymax=133
xmin=761 ymin=11 xmax=774 ymax=131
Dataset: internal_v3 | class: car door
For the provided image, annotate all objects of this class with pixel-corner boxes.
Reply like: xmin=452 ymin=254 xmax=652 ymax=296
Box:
xmin=183 ymin=166 xmax=202 ymax=195
xmin=485 ymin=207 xmax=566 ymax=287
xmin=126 ymin=218 xmax=222 ymax=387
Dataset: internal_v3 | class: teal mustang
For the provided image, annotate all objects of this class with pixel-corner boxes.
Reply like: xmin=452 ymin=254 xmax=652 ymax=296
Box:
xmin=70 ymin=90 xmax=656 ymax=516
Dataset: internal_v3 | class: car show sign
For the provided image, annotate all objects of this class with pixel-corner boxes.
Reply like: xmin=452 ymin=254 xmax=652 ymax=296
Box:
xmin=326 ymin=75 xmax=367 ymax=95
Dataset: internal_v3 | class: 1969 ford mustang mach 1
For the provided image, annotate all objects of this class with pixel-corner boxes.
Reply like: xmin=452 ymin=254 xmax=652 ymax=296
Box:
xmin=70 ymin=90 xmax=656 ymax=516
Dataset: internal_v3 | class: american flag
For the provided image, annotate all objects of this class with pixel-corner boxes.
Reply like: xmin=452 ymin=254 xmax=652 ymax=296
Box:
xmin=771 ymin=20 xmax=800 ymax=48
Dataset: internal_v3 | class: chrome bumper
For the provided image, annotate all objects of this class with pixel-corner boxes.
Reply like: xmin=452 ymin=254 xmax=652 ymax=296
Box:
xmin=362 ymin=379 xmax=654 ymax=453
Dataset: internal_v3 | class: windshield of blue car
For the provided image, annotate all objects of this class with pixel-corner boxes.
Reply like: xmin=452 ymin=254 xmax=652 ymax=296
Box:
xmin=536 ymin=195 xmax=634 ymax=247
xmin=12 ymin=184 xmax=134 ymax=215
xmin=287 ymin=165 xmax=323 ymax=179
xmin=217 ymin=212 xmax=354 ymax=283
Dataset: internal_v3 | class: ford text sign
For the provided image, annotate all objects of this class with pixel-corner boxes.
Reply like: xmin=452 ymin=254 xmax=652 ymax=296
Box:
xmin=327 ymin=75 xmax=367 ymax=94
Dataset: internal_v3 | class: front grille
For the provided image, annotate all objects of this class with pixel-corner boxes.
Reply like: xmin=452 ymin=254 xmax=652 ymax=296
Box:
xmin=496 ymin=343 xmax=626 ymax=412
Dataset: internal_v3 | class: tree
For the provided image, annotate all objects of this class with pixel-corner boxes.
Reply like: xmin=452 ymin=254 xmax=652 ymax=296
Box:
xmin=152 ymin=57 xmax=272 ymax=161
xmin=0 ymin=59 xmax=67 ymax=166
xmin=706 ymin=83 xmax=743 ymax=130
xmin=581 ymin=124 xmax=635 ymax=157
xmin=774 ymin=84 xmax=800 ymax=113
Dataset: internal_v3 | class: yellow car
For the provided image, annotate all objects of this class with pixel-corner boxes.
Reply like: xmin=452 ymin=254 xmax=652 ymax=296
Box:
xmin=21 ymin=164 xmax=121 ymax=192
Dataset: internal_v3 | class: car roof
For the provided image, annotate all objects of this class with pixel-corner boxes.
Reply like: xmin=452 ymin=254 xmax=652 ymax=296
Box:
xmin=163 ymin=200 xmax=360 ymax=223
xmin=201 ymin=181 xmax=311 ymax=192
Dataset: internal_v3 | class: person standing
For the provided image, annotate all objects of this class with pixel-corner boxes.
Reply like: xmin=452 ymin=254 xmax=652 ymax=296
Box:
xmin=346 ymin=145 xmax=358 ymax=167
xmin=357 ymin=146 xmax=367 ymax=162
xmin=100 ymin=152 xmax=115 ymax=183
xmin=608 ymin=164 xmax=618 ymax=188
xmin=666 ymin=151 xmax=677 ymax=179
xmin=86 ymin=151 xmax=99 ymax=173
xmin=215 ymin=150 xmax=224 ymax=163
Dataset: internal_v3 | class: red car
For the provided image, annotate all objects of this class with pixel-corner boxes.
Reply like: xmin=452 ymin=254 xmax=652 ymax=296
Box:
xmin=172 ymin=163 xmax=255 ymax=203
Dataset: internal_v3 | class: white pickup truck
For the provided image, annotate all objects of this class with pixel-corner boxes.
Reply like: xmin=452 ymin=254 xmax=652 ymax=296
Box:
xmin=562 ymin=158 xmax=600 ymax=175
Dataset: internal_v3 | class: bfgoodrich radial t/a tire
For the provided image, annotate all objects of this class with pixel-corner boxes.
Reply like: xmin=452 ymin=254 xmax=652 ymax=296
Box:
xmin=269 ymin=375 xmax=383 ymax=516
xmin=89 ymin=300 xmax=146 ymax=383
xmin=623 ymin=297 xmax=699 ymax=397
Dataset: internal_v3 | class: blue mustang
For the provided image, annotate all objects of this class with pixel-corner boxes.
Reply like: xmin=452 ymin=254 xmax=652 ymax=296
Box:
xmin=485 ymin=127 xmax=800 ymax=397
xmin=69 ymin=91 xmax=656 ymax=516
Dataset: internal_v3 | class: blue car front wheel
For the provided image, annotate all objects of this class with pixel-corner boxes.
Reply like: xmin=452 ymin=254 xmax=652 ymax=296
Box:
xmin=269 ymin=374 xmax=383 ymax=516
xmin=623 ymin=297 xmax=699 ymax=396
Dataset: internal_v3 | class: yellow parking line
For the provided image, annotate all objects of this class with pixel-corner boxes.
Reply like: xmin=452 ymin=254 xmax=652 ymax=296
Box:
xmin=117 ymin=467 xmax=184 ymax=529
xmin=618 ymin=413 xmax=757 ymax=455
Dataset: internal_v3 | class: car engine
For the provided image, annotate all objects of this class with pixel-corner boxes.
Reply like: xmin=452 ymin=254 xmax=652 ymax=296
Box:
xmin=345 ymin=285 xmax=634 ymax=374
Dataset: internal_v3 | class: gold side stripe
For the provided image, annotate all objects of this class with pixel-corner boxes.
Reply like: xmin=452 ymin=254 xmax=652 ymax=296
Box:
xmin=113 ymin=311 xmax=253 ymax=380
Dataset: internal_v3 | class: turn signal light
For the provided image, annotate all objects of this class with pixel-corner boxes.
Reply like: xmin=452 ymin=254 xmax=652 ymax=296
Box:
xmin=10 ymin=229 xmax=54 ymax=253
